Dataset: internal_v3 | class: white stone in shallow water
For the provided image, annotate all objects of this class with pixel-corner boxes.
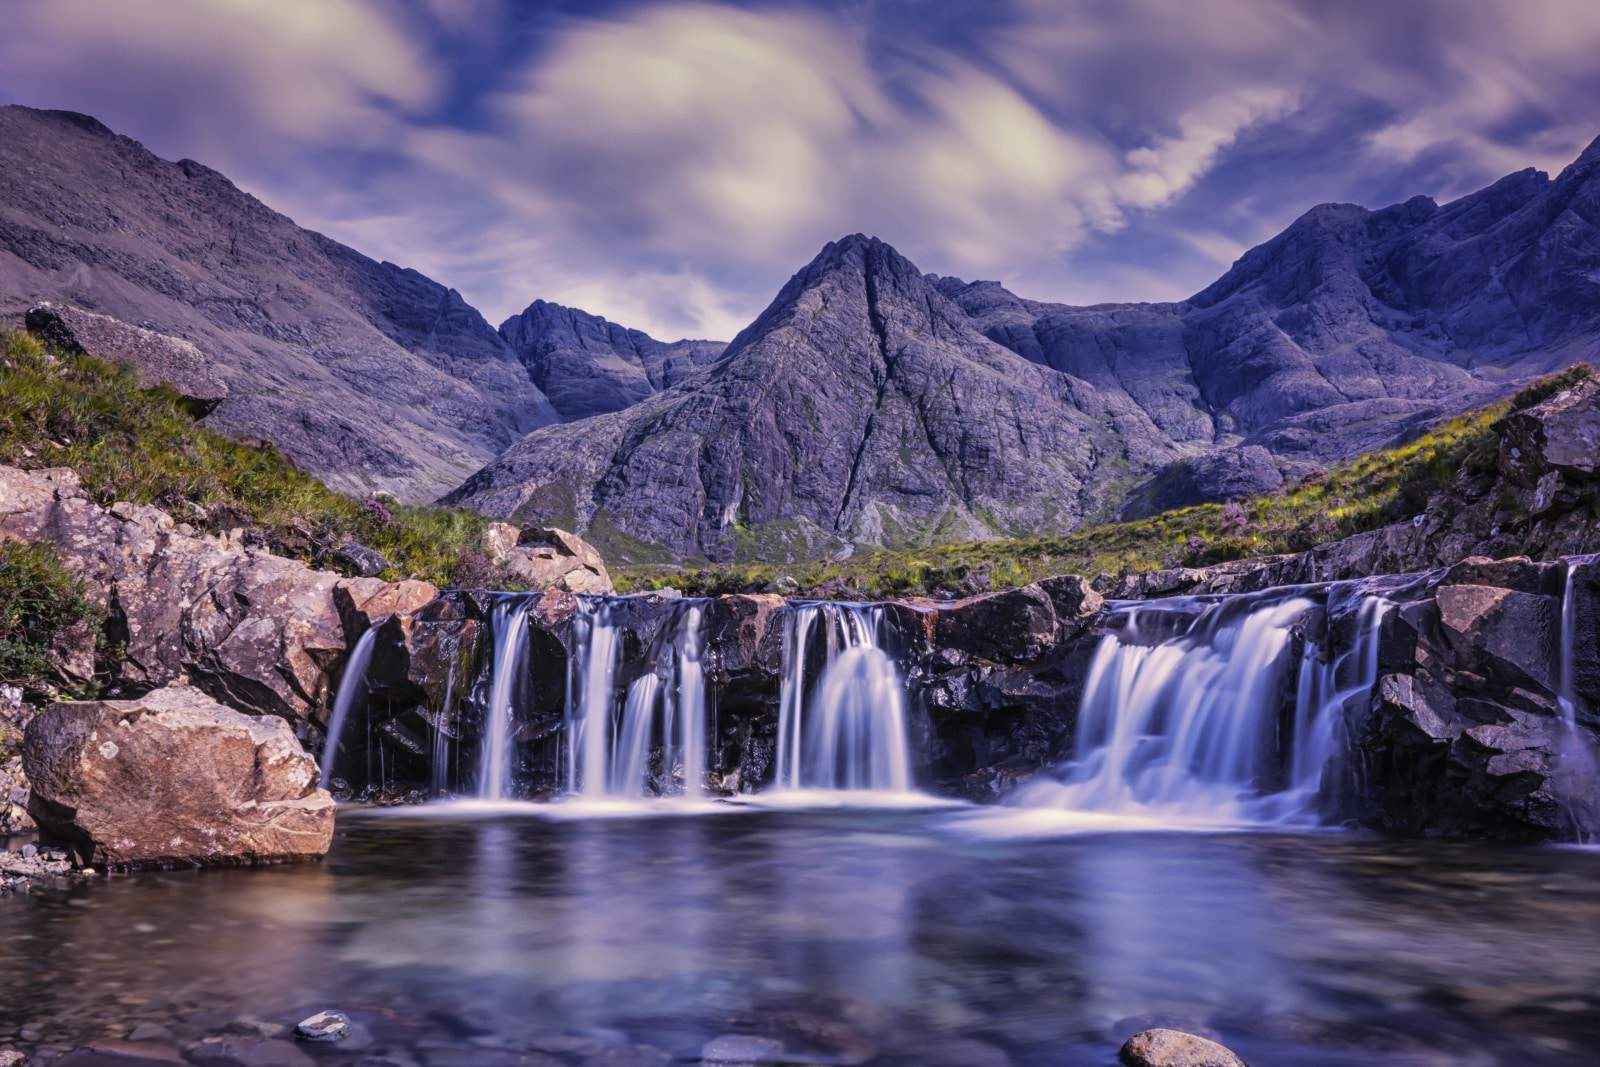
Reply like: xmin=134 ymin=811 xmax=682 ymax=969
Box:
xmin=702 ymin=1034 xmax=787 ymax=1065
xmin=294 ymin=1010 xmax=350 ymax=1042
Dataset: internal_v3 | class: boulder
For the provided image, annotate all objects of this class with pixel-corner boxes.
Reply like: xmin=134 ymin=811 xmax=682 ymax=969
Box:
xmin=1499 ymin=372 xmax=1600 ymax=487
xmin=333 ymin=577 xmax=440 ymax=638
xmin=0 ymin=464 xmax=349 ymax=721
xmin=502 ymin=526 xmax=613 ymax=593
xmin=1433 ymin=584 xmax=1560 ymax=691
xmin=1118 ymin=1028 xmax=1248 ymax=1067
xmin=330 ymin=542 xmax=388 ymax=579
xmin=22 ymin=686 xmax=335 ymax=867
xmin=25 ymin=302 xmax=229 ymax=416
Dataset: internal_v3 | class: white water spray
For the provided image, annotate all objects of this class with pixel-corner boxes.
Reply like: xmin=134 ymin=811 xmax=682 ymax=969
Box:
xmin=1557 ymin=557 xmax=1599 ymax=840
xmin=479 ymin=597 xmax=533 ymax=800
xmin=1020 ymin=589 xmax=1390 ymax=826
xmin=774 ymin=604 xmax=912 ymax=792
xmin=320 ymin=627 xmax=379 ymax=789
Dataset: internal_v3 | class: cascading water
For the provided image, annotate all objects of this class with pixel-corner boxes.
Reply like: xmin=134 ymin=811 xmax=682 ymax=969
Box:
xmin=566 ymin=600 xmax=710 ymax=800
xmin=774 ymin=603 xmax=912 ymax=793
xmin=1017 ymin=587 xmax=1390 ymax=826
xmin=1556 ymin=557 xmax=1599 ymax=841
xmin=479 ymin=595 xmax=534 ymax=800
xmin=320 ymin=627 xmax=378 ymax=789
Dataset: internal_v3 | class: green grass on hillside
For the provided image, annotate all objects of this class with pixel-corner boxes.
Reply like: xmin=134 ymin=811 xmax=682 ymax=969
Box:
xmin=0 ymin=328 xmax=495 ymax=586
xmin=620 ymin=366 xmax=1594 ymax=598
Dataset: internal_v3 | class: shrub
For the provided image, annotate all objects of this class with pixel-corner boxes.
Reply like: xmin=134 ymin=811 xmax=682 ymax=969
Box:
xmin=0 ymin=541 xmax=101 ymax=688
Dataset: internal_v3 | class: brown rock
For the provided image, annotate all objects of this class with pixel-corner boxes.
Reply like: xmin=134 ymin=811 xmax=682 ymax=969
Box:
xmin=1118 ymin=1028 xmax=1248 ymax=1067
xmin=0 ymin=464 xmax=351 ymax=722
xmin=22 ymin=686 xmax=334 ymax=868
xmin=334 ymin=577 xmax=440 ymax=638
xmin=502 ymin=526 xmax=613 ymax=593
xmin=26 ymin=302 xmax=229 ymax=415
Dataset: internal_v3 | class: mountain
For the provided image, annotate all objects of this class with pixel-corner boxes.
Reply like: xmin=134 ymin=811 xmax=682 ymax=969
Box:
xmin=450 ymin=139 xmax=1600 ymax=561
xmin=444 ymin=235 xmax=1185 ymax=560
xmin=0 ymin=105 xmax=559 ymax=501
xmin=498 ymin=300 xmax=724 ymax=420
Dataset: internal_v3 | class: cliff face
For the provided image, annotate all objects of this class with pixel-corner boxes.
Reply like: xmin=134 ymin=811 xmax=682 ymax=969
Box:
xmin=499 ymin=299 xmax=725 ymax=421
xmin=0 ymin=106 xmax=558 ymax=501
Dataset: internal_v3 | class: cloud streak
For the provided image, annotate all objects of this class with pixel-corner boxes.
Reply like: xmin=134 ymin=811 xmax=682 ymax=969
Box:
xmin=3 ymin=0 xmax=1599 ymax=338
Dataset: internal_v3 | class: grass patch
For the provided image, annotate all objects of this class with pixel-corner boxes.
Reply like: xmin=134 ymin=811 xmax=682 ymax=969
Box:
xmin=620 ymin=366 xmax=1592 ymax=599
xmin=0 ymin=540 xmax=101 ymax=691
xmin=0 ymin=328 xmax=498 ymax=586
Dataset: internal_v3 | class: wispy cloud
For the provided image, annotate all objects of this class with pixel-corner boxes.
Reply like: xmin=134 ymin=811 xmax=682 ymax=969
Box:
xmin=3 ymin=0 xmax=1599 ymax=337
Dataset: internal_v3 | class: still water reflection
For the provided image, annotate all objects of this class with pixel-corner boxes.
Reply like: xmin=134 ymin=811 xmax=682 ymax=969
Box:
xmin=2 ymin=807 xmax=1599 ymax=1065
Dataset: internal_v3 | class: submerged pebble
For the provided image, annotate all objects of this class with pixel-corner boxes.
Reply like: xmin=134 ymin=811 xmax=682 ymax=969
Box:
xmin=293 ymin=1010 xmax=350 ymax=1043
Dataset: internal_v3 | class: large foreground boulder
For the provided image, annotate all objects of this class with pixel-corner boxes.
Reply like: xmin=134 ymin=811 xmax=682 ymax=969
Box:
xmin=22 ymin=686 xmax=334 ymax=867
xmin=25 ymin=302 xmax=229 ymax=415
xmin=482 ymin=522 xmax=613 ymax=593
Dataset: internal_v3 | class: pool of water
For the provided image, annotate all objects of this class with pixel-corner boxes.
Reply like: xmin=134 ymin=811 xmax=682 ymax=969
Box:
xmin=3 ymin=804 xmax=1599 ymax=1065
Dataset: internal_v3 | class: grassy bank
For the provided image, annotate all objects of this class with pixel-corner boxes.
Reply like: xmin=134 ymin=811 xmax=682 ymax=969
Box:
xmin=0 ymin=328 xmax=494 ymax=586
xmin=620 ymin=367 xmax=1592 ymax=598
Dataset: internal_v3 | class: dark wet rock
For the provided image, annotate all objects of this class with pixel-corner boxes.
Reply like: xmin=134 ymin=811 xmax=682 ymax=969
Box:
xmin=25 ymin=302 xmax=228 ymax=415
xmin=0 ymin=104 xmax=558 ymax=502
xmin=1118 ymin=1028 xmax=1249 ymax=1067
xmin=331 ymin=543 xmax=388 ymax=579
xmin=191 ymin=1035 xmax=314 ymax=1067
xmin=22 ymin=685 xmax=335 ymax=867
xmin=292 ymin=1011 xmax=349 ymax=1043
xmin=499 ymin=299 xmax=724 ymax=421
xmin=0 ymin=841 xmax=88 ymax=894
xmin=57 ymin=1041 xmax=187 ymax=1065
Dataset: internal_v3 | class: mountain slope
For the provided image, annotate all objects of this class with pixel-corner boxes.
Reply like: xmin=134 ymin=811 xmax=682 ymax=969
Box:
xmin=445 ymin=236 xmax=1184 ymax=561
xmin=0 ymin=105 xmax=558 ymax=501
xmin=452 ymin=138 xmax=1600 ymax=560
xmin=498 ymin=300 xmax=724 ymax=420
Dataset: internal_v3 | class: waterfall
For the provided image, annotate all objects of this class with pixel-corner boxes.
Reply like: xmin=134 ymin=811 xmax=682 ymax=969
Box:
xmin=320 ymin=627 xmax=379 ymax=789
xmin=431 ymin=662 xmax=456 ymax=797
xmin=1557 ymin=557 xmax=1599 ymax=840
xmin=565 ymin=600 xmax=709 ymax=799
xmin=479 ymin=596 xmax=534 ymax=800
xmin=774 ymin=603 xmax=912 ymax=792
xmin=1020 ymin=588 xmax=1389 ymax=825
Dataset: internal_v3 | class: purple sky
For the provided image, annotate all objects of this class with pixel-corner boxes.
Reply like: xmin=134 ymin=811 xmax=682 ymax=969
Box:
xmin=5 ymin=0 xmax=1599 ymax=341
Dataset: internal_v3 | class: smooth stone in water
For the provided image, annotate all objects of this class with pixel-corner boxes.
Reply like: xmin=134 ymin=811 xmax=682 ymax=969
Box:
xmin=1119 ymin=1028 xmax=1249 ymax=1067
xmin=701 ymin=1035 xmax=787 ymax=1065
xmin=293 ymin=1011 xmax=350 ymax=1043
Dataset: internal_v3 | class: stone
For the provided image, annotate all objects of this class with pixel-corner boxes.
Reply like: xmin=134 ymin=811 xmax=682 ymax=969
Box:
xmin=331 ymin=543 xmax=388 ymax=579
xmin=22 ymin=686 xmax=335 ymax=867
xmin=700 ymin=1035 xmax=787 ymax=1065
xmin=1118 ymin=1028 xmax=1249 ymax=1067
xmin=334 ymin=578 xmax=440 ymax=638
xmin=499 ymin=527 xmax=612 ymax=594
xmin=0 ymin=1051 xmax=22 ymax=1067
xmin=191 ymin=1036 xmax=314 ymax=1067
xmin=292 ymin=1011 xmax=350 ymax=1043
xmin=25 ymin=302 xmax=229 ymax=416
xmin=1434 ymin=584 xmax=1560 ymax=691
xmin=57 ymin=1041 xmax=187 ymax=1065
xmin=0 ymin=464 xmax=350 ymax=722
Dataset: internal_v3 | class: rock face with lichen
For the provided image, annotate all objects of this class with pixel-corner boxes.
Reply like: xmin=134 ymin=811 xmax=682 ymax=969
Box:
xmin=22 ymin=685 xmax=334 ymax=867
xmin=24 ymin=302 xmax=229 ymax=415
